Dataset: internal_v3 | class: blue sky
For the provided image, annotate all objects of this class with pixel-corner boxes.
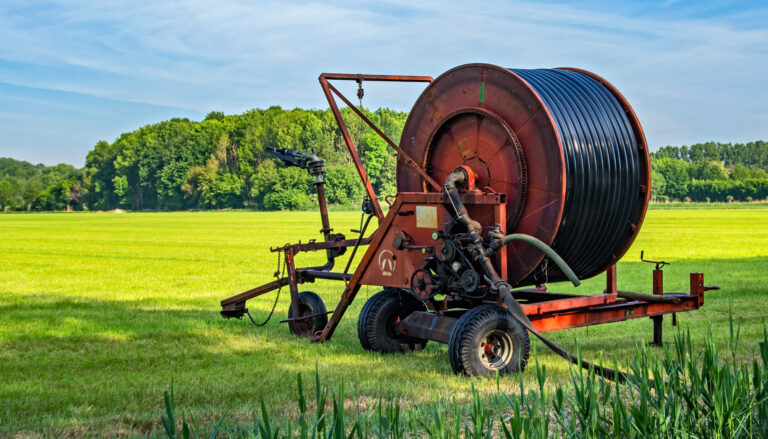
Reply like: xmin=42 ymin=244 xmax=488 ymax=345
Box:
xmin=0 ymin=0 xmax=766 ymax=166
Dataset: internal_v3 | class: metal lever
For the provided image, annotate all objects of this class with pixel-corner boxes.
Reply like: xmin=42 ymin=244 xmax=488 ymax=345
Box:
xmin=279 ymin=310 xmax=333 ymax=323
xmin=640 ymin=250 xmax=669 ymax=270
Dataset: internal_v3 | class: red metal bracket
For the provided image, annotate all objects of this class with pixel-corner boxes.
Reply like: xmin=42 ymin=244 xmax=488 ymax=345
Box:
xmin=318 ymin=73 xmax=435 ymax=220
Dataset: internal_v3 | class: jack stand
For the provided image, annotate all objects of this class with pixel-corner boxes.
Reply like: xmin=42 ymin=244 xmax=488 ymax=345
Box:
xmin=641 ymin=251 xmax=669 ymax=347
xmin=650 ymin=268 xmax=664 ymax=346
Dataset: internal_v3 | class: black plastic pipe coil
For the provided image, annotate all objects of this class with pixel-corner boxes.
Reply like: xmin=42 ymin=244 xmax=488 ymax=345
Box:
xmin=510 ymin=69 xmax=642 ymax=283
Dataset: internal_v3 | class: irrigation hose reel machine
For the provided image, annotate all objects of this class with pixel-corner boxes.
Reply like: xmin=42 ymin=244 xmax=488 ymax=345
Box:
xmin=220 ymin=64 xmax=718 ymax=377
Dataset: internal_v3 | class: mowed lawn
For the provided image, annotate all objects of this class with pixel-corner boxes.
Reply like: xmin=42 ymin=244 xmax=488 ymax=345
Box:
xmin=1 ymin=208 xmax=767 ymax=436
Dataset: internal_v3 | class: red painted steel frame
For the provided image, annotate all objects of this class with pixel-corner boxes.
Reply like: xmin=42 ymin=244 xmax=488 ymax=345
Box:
xmin=222 ymin=74 xmax=437 ymax=319
xmin=222 ymin=70 xmax=712 ymax=351
xmin=312 ymin=192 xmax=508 ymax=342
xmin=318 ymin=73 xmax=435 ymax=220
xmin=309 ymin=191 xmax=713 ymax=343
xmin=520 ymin=273 xmax=706 ymax=333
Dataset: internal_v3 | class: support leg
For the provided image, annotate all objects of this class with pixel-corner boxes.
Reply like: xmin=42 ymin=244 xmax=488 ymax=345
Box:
xmin=651 ymin=316 xmax=663 ymax=347
xmin=606 ymin=264 xmax=617 ymax=294
xmin=312 ymin=282 xmax=362 ymax=342
xmin=650 ymin=269 xmax=664 ymax=347
xmin=285 ymin=249 xmax=300 ymax=319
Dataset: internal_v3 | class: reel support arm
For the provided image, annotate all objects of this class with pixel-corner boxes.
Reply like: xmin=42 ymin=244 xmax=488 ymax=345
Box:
xmin=318 ymin=73 xmax=436 ymax=220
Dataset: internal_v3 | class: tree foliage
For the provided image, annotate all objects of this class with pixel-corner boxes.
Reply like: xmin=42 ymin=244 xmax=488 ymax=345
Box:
xmin=655 ymin=140 xmax=768 ymax=169
xmin=2 ymin=110 xmax=767 ymax=211
xmin=0 ymin=158 xmax=81 ymax=211
xmin=1 ymin=106 xmax=407 ymax=211
xmin=651 ymin=142 xmax=768 ymax=202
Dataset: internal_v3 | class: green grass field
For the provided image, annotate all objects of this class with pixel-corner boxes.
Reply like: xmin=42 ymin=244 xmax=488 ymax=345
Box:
xmin=1 ymin=208 xmax=767 ymax=437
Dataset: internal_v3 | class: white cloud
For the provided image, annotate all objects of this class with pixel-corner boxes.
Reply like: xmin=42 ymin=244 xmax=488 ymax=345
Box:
xmin=0 ymin=0 xmax=766 ymax=163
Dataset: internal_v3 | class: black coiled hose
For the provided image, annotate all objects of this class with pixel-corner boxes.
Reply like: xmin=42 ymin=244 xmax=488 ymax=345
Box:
xmin=510 ymin=69 xmax=643 ymax=283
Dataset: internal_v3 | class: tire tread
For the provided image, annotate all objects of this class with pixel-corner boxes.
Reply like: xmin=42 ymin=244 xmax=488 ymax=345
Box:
xmin=357 ymin=289 xmax=428 ymax=353
xmin=448 ymin=305 xmax=530 ymax=376
xmin=288 ymin=291 xmax=327 ymax=336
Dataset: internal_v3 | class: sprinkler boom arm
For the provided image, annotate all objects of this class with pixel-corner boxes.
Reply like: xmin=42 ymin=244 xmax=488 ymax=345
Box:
xmin=265 ymin=147 xmax=325 ymax=179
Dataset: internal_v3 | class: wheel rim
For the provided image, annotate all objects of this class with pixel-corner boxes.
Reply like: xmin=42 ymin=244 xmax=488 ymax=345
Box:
xmin=478 ymin=329 xmax=514 ymax=370
xmin=289 ymin=302 xmax=314 ymax=336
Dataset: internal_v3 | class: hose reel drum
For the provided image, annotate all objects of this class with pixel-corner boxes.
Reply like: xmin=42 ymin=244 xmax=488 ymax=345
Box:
xmin=397 ymin=64 xmax=651 ymax=286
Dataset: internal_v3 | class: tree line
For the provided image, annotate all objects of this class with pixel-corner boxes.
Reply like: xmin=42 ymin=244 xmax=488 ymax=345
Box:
xmin=0 ymin=108 xmax=766 ymax=212
xmin=651 ymin=141 xmax=768 ymax=202
xmin=0 ymin=158 xmax=82 ymax=211
xmin=0 ymin=107 xmax=404 ymax=211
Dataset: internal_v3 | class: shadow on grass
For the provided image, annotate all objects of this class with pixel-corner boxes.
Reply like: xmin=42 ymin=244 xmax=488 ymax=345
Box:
xmin=0 ymin=292 xmax=450 ymax=430
xmin=1 ymin=256 xmax=766 ymax=436
xmin=2 ymin=255 xmax=766 ymax=350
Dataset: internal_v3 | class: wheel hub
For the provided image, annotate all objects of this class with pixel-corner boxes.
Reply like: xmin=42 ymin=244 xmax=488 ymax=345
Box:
xmin=482 ymin=342 xmax=498 ymax=357
xmin=478 ymin=330 xmax=514 ymax=370
xmin=289 ymin=303 xmax=315 ymax=336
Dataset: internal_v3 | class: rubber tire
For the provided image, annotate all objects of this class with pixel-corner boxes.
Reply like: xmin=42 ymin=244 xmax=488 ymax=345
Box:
xmin=357 ymin=289 xmax=429 ymax=353
xmin=448 ymin=305 xmax=530 ymax=376
xmin=287 ymin=291 xmax=328 ymax=337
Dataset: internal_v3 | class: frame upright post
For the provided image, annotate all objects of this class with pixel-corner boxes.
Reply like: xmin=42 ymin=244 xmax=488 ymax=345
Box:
xmin=650 ymin=269 xmax=664 ymax=346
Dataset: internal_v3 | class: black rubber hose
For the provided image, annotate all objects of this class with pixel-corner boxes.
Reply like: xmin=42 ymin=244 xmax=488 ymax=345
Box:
xmin=496 ymin=283 xmax=627 ymax=383
xmin=510 ymin=69 xmax=641 ymax=284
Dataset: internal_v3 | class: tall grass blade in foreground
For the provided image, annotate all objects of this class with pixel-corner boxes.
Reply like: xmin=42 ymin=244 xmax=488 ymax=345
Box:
xmin=161 ymin=380 xmax=225 ymax=439
xmin=159 ymin=324 xmax=768 ymax=438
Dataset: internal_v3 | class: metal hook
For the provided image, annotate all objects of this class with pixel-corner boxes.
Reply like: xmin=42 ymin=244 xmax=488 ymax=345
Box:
xmin=640 ymin=250 xmax=670 ymax=270
xmin=356 ymin=79 xmax=364 ymax=101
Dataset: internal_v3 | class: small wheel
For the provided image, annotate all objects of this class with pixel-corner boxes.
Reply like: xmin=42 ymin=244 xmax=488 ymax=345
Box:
xmin=287 ymin=291 xmax=328 ymax=337
xmin=448 ymin=305 xmax=530 ymax=376
xmin=357 ymin=288 xmax=428 ymax=353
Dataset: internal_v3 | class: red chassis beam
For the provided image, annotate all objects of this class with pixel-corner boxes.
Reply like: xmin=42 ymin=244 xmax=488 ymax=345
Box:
xmin=396 ymin=274 xmax=713 ymax=344
xmin=519 ymin=273 xmax=712 ymax=333
xmin=525 ymin=275 xmax=705 ymax=333
xmin=223 ymin=189 xmax=715 ymax=345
